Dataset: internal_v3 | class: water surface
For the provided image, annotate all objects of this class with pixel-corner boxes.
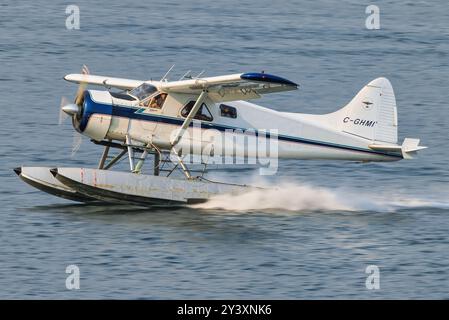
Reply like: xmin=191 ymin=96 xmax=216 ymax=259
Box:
xmin=0 ymin=0 xmax=448 ymax=298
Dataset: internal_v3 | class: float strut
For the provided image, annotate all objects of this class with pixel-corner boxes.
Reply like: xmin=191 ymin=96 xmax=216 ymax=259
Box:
xmin=98 ymin=142 xmax=110 ymax=169
xmin=153 ymin=152 xmax=160 ymax=176
xmin=125 ymin=134 xmax=134 ymax=171
xmin=133 ymin=144 xmax=152 ymax=174
xmin=103 ymin=149 xmax=127 ymax=170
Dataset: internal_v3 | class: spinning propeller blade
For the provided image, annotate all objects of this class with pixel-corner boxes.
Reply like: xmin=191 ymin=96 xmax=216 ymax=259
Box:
xmin=58 ymin=96 xmax=71 ymax=125
xmin=71 ymin=132 xmax=83 ymax=157
xmin=58 ymin=65 xmax=90 ymax=156
xmin=75 ymin=65 xmax=90 ymax=105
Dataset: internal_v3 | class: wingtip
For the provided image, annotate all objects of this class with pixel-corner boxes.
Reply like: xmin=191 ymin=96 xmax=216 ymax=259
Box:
xmin=13 ymin=167 xmax=22 ymax=176
xmin=240 ymin=72 xmax=299 ymax=87
xmin=63 ymin=74 xmax=78 ymax=82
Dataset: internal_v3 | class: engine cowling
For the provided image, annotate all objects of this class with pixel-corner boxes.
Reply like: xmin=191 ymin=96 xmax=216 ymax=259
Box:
xmin=73 ymin=90 xmax=112 ymax=141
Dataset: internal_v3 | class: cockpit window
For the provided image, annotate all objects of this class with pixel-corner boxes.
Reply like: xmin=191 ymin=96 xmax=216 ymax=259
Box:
xmin=140 ymin=93 xmax=167 ymax=109
xmin=129 ymin=83 xmax=158 ymax=101
xmin=181 ymin=101 xmax=213 ymax=121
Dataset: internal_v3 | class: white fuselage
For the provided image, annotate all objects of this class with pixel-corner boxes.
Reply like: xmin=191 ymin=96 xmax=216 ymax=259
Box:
xmin=80 ymin=90 xmax=402 ymax=162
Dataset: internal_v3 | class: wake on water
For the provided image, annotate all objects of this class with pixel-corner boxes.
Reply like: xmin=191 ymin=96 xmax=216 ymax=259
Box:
xmin=192 ymin=180 xmax=449 ymax=213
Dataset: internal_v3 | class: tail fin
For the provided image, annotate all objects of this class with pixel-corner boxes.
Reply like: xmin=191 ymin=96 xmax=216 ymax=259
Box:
xmin=338 ymin=77 xmax=398 ymax=144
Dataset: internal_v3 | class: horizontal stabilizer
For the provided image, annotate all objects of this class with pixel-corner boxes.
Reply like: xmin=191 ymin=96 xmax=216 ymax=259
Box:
xmin=401 ymin=138 xmax=427 ymax=159
xmin=369 ymin=138 xmax=427 ymax=159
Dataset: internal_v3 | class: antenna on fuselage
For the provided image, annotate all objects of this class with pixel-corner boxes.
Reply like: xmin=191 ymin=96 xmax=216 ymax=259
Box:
xmin=160 ymin=64 xmax=175 ymax=82
xmin=179 ymin=70 xmax=192 ymax=80
xmin=194 ymin=70 xmax=205 ymax=79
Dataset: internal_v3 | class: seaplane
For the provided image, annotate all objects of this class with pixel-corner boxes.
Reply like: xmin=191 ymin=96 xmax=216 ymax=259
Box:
xmin=15 ymin=66 xmax=426 ymax=206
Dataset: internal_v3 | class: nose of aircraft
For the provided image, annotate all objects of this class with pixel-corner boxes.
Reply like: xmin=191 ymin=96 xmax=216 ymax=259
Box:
xmin=62 ymin=103 xmax=81 ymax=116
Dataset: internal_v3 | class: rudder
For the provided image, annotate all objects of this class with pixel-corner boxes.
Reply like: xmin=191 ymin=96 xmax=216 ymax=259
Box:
xmin=338 ymin=77 xmax=398 ymax=144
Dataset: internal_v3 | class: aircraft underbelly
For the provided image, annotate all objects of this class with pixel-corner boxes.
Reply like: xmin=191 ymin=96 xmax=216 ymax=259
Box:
xmin=277 ymin=141 xmax=393 ymax=161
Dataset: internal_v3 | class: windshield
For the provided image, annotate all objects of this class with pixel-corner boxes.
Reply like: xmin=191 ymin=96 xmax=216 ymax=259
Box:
xmin=129 ymin=83 xmax=158 ymax=101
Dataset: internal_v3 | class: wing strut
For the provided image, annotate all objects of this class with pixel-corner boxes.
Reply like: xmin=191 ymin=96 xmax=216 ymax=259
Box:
xmin=170 ymin=89 xmax=209 ymax=179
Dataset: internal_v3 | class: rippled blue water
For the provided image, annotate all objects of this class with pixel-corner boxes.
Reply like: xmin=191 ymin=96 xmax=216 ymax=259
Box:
xmin=1 ymin=0 xmax=448 ymax=299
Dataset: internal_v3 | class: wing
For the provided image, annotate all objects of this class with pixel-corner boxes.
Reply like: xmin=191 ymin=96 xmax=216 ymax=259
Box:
xmin=63 ymin=72 xmax=298 ymax=102
xmin=159 ymin=72 xmax=299 ymax=102
xmin=64 ymin=74 xmax=151 ymax=90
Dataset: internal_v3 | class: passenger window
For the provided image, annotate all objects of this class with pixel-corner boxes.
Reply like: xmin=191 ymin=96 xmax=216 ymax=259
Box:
xmin=181 ymin=101 xmax=213 ymax=121
xmin=219 ymin=104 xmax=237 ymax=119
xmin=140 ymin=93 xmax=167 ymax=109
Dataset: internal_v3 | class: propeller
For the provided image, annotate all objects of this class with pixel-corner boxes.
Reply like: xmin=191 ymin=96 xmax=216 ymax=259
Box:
xmin=59 ymin=65 xmax=90 ymax=157
xmin=59 ymin=65 xmax=90 ymax=124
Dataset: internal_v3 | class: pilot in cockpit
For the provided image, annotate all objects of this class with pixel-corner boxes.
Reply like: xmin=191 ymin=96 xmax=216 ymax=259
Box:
xmin=149 ymin=93 xmax=167 ymax=109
